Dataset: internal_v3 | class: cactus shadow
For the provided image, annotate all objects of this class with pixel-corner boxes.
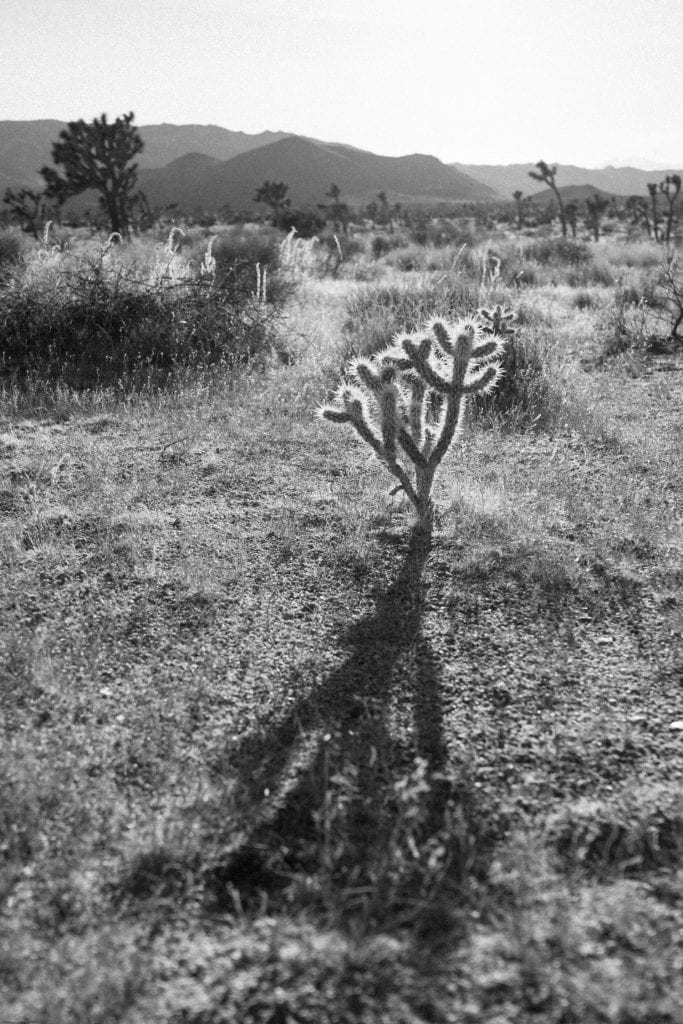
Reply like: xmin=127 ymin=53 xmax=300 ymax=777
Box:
xmin=206 ymin=519 xmax=467 ymax=915
xmin=227 ymin=518 xmax=446 ymax=797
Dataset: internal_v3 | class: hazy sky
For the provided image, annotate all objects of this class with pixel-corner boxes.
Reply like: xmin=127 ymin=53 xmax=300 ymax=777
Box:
xmin=3 ymin=0 xmax=682 ymax=167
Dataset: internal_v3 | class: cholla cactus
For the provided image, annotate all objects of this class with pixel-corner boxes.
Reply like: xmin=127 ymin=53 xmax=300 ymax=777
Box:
xmin=319 ymin=311 xmax=510 ymax=524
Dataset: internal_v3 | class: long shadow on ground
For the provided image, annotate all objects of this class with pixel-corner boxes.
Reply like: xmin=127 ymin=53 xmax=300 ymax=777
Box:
xmin=206 ymin=520 xmax=488 ymax=926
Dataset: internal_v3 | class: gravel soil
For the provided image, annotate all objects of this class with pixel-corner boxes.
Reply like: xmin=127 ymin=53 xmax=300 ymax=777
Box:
xmin=1 ymin=342 xmax=682 ymax=1022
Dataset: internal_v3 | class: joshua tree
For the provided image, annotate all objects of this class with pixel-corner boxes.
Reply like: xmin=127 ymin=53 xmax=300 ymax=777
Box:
xmin=565 ymin=201 xmax=579 ymax=239
xmin=626 ymin=195 xmax=652 ymax=239
xmin=253 ymin=180 xmax=291 ymax=229
xmin=586 ymin=193 xmax=610 ymax=241
xmin=647 ymin=183 xmax=660 ymax=242
xmin=41 ymin=112 xmax=143 ymax=238
xmin=319 ymin=308 xmax=512 ymax=526
xmin=529 ymin=160 xmax=567 ymax=237
xmin=2 ymin=187 xmax=51 ymax=239
xmin=512 ymin=190 xmax=525 ymax=230
xmin=365 ymin=200 xmax=379 ymax=227
xmin=377 ymin=190 xmax=393 ymax=232
xmin=659 ymin=174 xmax=681 ymax=245
xmin=319 ymin=183 xmax=349 ymax=234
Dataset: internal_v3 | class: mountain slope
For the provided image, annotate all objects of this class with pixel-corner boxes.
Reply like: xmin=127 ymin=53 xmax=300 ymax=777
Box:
xmin=529 ymin=184 xmax=618 ymax=205
xmin=138 ymin=136 xmax=497 ymax=211
xmin=135 ymin=124 xmax=292 ymax=168
xmin=2 ymin=119 xmax=677 ymax=214
xmin=0 ymin=119 xmax=65 ymax=191
xmin=453 ymin=162 xmax=683 ymax=198
xmin=0 ymin=120 xmax=292 ymax=192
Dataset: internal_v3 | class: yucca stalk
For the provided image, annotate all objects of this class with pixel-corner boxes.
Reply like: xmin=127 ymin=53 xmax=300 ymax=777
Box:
xmin=319 ymin=310 xmax=510 ymax=525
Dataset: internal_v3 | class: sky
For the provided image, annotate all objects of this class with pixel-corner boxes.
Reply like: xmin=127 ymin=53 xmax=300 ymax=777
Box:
xmin=2 ymin=0 xmax=682 ymax=168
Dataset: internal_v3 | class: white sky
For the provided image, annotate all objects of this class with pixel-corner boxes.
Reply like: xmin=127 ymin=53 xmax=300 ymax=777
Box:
xmin=2 ymin=0 xmax=682 ymax=167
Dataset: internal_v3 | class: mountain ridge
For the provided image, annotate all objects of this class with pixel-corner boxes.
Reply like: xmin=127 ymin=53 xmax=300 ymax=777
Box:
xmin=1 ymin=120 xmax=680 ymax=213
xmin=452 ymin=162 xmax=683 ymax=199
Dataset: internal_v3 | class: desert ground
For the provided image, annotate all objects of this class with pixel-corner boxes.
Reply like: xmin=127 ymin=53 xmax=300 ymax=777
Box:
xmin=1 ymin=217 xmax=682 ymax=1022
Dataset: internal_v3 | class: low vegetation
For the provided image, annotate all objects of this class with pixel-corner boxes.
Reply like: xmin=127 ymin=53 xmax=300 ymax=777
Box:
xmin=0 ymin=208 xmax=682 ymax=1023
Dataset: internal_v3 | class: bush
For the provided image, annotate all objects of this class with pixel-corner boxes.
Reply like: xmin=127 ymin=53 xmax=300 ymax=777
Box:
xmin=566 ymin=257 xmax=615 ymax=288
xmin=596 ymin=288 xmax=651 ymax=357
xmin=547 ymin=786 xmax=683 ymax=876
xmin=0 ymin=243 xmax=285 ymax=388
xmin=0 ymin=230 xmax=23 ymax=278
xmin=341 ymin=278 xmax=481 ymax=363
xmin=281 ymin=208 xmax=326 ymax=238
xmin=371 ymin=235 xmax=394 ymax=259
xmin=572 ymin=289 xmax=596 ymax=310
xmin=471 ymin=306 xmax=561 ymax=429
xmin=522 ymin=238 xmax=591 ymax=266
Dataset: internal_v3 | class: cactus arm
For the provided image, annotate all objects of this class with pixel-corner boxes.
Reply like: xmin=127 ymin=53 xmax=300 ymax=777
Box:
xmin=402 ymin=338 xmax=451 ymax=393
xmin=471 ymin=335 xmax=506 ymax=361
xmin=346 ymin=401 xmax=384 ymax=457
xmin=397 ymin=427 xmax=428 ymax=468
xmin=427 ymin=388 xmax=466 ymax=470
xmin=352 ymin=359 xmax=382 ymax=394
xmin=407 ymin=376 xmax=427 ymax=446
xmin=425 ymin=328 xmax=472 ymax=470
xmin=385 ymin=462 xmax=420 ymax=509
xmin=352 ymin=414 xmax=421 ymax=510
xmin=379 ymin=384 xmax=399 ymax=460
xmin=322 ymin=390 xmax=422 ymax=510
xmin=320 ymin=407 xmax=352 ymax=424
xmin=463 ymin=364 xmax=501 ymax=394
xmin=428 ymin=318 xmax=454 ymax=355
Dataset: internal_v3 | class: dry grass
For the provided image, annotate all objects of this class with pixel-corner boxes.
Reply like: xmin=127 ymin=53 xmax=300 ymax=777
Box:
xmin=1 ymin=225 xmax=682 ymax=1022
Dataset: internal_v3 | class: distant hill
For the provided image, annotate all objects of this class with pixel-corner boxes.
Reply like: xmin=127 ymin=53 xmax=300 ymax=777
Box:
xmin=1 ymin=120 xmax=494 ymax=213
xmin=137 ymin=135 xmax=497 ymax=212
xmin=2 ymin=119 xmax=679 ymax=216
xmin=452 ymin=162 xmax=683 ymax=199
xmin=0 ymin=119 xmax=64 ymax=191
xmin=135 ymin=124 xmax=292 ymax=168
xmin=0 ymin=120 xmax=293 ymax=193
xmin=528 ymin=184 xmax=618 ymax=206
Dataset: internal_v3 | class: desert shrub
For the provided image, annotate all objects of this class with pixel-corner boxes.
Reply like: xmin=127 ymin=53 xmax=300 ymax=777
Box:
xmin=471 ymin=305 xmax=561 ymax=429
xmin=547 ymin=785 xmax=683 ymax=877
xmin=595 ymin=287 xmax=651 ymax=357
xmin=600 ymin=239 xmax=662 ymax=269
xmin=408 ymin=218 xmax=476 ymax=249
xmin=566 ymin=256 xmax=615 ymax=288
xmin=212 ymin=227 xmax=276 ymax=283
xmin=429 ymin=219 xmax=476 ymax=249
xmin=371 ymin=235 xmax=396 ymax=259
xmin=506 ymin=258 xmax=538 ymax=288
xmin=182 ymin=225 xmax=293 ymax=307
xmin=0 ymin=245 xmax=284 ymax=388
xmin=340 ymin=278 xmax=480 ymax=363
xmin=210 ymin=224 xmax=281 ymax=267
xmin=653 ymin=254 xmax=683 ymax=343
xmin=280 ymin=207 xmax=326 ymax=238
xmin=572 ymin=289 xmax=596 ymax=309
xmin=522 ymin=238 xmax=591 ymax=266
xmin=0 ymin=230 xmax=24 ymax=278
xmin=388 ymin=250 xmax=422 ymax=272
xmin=314 ymin=231 xmax=363 ymax=263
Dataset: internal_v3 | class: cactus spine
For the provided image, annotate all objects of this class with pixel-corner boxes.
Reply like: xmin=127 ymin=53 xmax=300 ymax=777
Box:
xmin=319 ymin=311 xmax=509 ymax=524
